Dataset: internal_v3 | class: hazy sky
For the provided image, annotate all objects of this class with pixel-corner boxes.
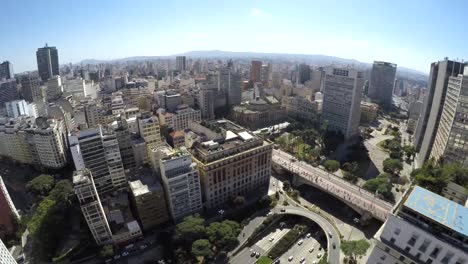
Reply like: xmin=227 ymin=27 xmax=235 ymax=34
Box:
xmin=1 ymin=0 xmax=467 ymax=73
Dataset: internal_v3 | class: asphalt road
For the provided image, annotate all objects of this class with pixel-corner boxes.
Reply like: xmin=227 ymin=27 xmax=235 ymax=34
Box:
xmin=279 ymin=235 xmax=323 ymax=264
xmin=273 ymin=206 xmax=341 ymax=264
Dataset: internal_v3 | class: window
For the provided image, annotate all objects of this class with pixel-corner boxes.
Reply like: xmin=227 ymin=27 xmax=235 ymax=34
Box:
xmin=394 ymin=228 xmax=401 ymax=235
xmin=399 ymin=256 xmax=406 ymax=261
xmin=407 ymin=234 xmax=418 ymax=246
xmin=430 ymin=247 xmax=441 ymax=258
xmin=390 ymin=237 xmax=396 ymax=243
xmin=384 ymin=247 xmax=390 ymax=253
xmin=380 ymin=255 xmax=387 ymax=260
xmin=419 ymin=239 xmax=430 ymax=253
xmin=405 ymin=246 xmax=411 ymax=252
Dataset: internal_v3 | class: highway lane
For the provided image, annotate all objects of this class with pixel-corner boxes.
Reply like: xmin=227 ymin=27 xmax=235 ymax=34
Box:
xmin=273 ymin=206 xmax=341 ymax=264
xmin=273 ymin=149 xmax=393 ymax=221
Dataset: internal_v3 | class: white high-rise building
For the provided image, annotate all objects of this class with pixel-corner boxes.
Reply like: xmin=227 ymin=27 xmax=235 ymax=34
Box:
xmin=322 ymin=67 xmax=363 ymax=139
xmin=73 ymin=169 xmax=113 ymax=245
xmin=69 ymin=126 xmax=127 ymax=195
xmin=0 ymin=238 xmax=17 ymax=264
xmin=159 ymin=146 xmax=203 ymax=220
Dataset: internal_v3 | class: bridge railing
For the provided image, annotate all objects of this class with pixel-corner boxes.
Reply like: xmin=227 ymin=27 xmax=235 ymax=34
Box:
xmin=272 ymin=154 xmax=394 ymax=209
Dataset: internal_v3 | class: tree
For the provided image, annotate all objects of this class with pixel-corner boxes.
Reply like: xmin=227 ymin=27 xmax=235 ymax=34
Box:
xmin=324 ymin=160 xmax=340 ymax=172
xmin=206 ymin=220 xmax=240 ymax=249
xmin=259 ymin=195 xmax=272 ymax=207
xmin=232 ymin=196 xmax=245 ymax=207
xmin=175 ymin=214 xmax=206 ymax=245
xmin=26 ymin=174 xmax=55 ymax=196
xmin=290 ymin=190 xmax=300 ymax=200
xmin=363 ymin=173 xmax=394 ymax=201
xmin=341 ymin=239 xmax=370 ymax=263
xmin=342 ymin=162 xmax=358 ymax=173
xmin=191 ymin=239 xmax=213 ymax=258
xmin=402 ymin=145 xmax=416 ymax=161
xmin=383 ymin=158 xmax=403 ymax=175
xmin=412 ymin=160 xmax=468 ymax=193
xmin=99 ymin=245 xmax=114 ymax=258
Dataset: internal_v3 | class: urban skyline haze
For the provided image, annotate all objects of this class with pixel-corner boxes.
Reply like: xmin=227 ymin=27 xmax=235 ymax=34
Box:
xmin=1 ymin=0 xmax=467 ymax=73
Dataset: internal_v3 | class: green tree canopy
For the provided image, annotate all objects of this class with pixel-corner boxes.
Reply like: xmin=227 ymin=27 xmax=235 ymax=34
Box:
xmin=412 ymin=160 xmax=468 ymax=193
xmin=324 ymin=160 xmax=340 ymax=172
xmin=191 ymin=239 xmax=213 ymax=258
xmin=363 ymin=173 xmax=393 ymax=200
xmin=341 ymin=239 xmax=370 ymax=263
xmin=383 ymin=158 xmax=403 ymax=175
xmin=206 ymin=220 xmax=240 ymax=249
xmin=99 ymin=245 xmax=114 ymax=258
xmin=26 ymin=174 xmax=55 ymax=196
xmin=175 ymin=214 xmax=206 ymax=244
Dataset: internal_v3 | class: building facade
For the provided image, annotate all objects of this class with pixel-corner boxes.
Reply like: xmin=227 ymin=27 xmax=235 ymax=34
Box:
xmin=360 ymin=102 xmax=379 ymax=124
xmin=176 ymin=56 xmax=186 ymax=72
xmin=322 ymin=67 xmax=363 ymax=139
xmin=189 ymin=120 xmax=272 ymax=210
xmin=369 ymin=61 xmax=397 ymax=109
xmin=0 ymin=61 xmax=14 ymax=80
xmin=20 ymin=76 xmax=42 ymax=103
xmin=36 ymin=44 xmax=59 ymax=81
xmin=73 ymin=169 xmax=113 ymax=245
xmin=250 ymin=60 xmax=262 ymax=83
xmin=0 ymin=176 xmax=19 ymax=240
xmin=0 ymin=238 xmax=17 ymax=264
xmin=414 ymin=59 xmax=466 ymax=167
xmin=0 ymin=79 xmax=19 ymax=108
xmin=159 ymin=147 xmax=203 ymax=221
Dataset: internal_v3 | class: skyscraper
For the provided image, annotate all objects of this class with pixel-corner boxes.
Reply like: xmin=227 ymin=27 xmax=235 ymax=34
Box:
xmin=176 ymin=56 xmax=186 ymax=72
xmin=20 ymin=75 xmax=42 ymax=102
xmin=368 ymin=61 xmax=397 ymax=109
xmin=322 ymin=67 xmax=363 ymax=139
xmin=219 ymin=68 xmax=242 ymax=106
xmin=0 ymin=61 xmax=14 ymax=80
xmin=36 ymin=44 xmax=59 ymax=81
xmin=0 ymin=238 xmax=17 ymax=264
xmin=414 ymin=59 xmax=466 ymax=167
xmin=298 ymin=64 xmax=311 ymax=85
xmin=0 ymin=79 xmax=19 ymax=107
xmin=69 ymin=127 xmax=127 ymax=195
xmin=431 ymin=66 xmax=468 ymax=165
xmin=250 ymin=60 xmax=262 ymax=83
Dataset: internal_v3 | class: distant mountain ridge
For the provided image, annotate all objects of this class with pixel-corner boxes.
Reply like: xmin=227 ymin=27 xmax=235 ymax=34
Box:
xmin=79 ymin=50 xmax=428 ymax=80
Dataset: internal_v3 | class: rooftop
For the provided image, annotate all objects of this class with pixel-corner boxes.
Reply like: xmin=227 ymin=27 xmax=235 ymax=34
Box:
xmin=404 ymin=186 xmax=468 ymax=237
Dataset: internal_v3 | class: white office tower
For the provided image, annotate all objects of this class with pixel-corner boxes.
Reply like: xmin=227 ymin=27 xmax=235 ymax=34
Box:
xmin=322 ymin=67 xmax=363 ymax=139
xmin=73 ymin=169 xmax=112 ymax=245
xmin=5 ymin=100 xmax=28 ymax=118
xmin=69 ymin=126 xmax=127 ymax=195
xmin=46 ymin=75 xmax=63 ymax=101
xmin=159 ymin=146 xmax=203 ymax=221
xmin=367 ymin=186 xmax=468 ymax=264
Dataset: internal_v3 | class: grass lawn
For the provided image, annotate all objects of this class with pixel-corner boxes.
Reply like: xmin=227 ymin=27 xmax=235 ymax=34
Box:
xmin=257 ymin=256 xmax=273 ymax=264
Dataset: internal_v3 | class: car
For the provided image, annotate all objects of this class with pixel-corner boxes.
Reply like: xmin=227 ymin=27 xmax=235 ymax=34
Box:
xmin=288 ymin=256 xmax=294 ymax=261
xmin=114 ymin=255 xmax=121 ymax=260
xmin=267 ymin=212 xmax=273 ymax=216
xmin=328 ymin=231 xmax=332 ymax=238
xmin=309 ymin=247 xmax=314 ymax=253
xmin=317 ymin=253 xmax=322 ymax=258
xmin=273 ymin=260 xmax=280 ymax=264
xmin=306 ymin=233 xmax=311 ymax=238
xmin=297 ymin=239 xmax=303 ymax=245
xmin=318 ymin=246 xmax=322 ymax=251
xmin=251 ymin=251 xmax=256 ymax=257
xmin=250 ymin=248 xmax=254 ymax=252
xmin=280 ymin=208 xmax=286 ymax=212
xmin=255 ymin=252 xmax=260 ymax=258
xmin=332 ymin=243 xmax=336 ymax=249
xmin=269 ymin=237 xmax=274 ymax=242
xmin=140 ymin=244 xmax=147 ymax=250
xmin=312 ymin=261 xmax=317 ymax=264
xmin=279 ymin=190 xmax=283 ymax=194
xmin=105 ymin=259 xmax=112 ymax=263
xmin=300 ymin=257 xmax=305 ymax=263
xmin=122 ymin=251 xmax=129 ymax=257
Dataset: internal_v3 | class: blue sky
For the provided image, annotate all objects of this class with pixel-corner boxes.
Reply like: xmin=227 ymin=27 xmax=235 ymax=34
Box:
xmin=1 ymin=0 xmax=467 ymax=73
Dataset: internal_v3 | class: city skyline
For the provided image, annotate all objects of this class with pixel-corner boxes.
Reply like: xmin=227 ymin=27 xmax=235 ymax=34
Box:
xmin=1 ymin=0 xmax=468 ymax=73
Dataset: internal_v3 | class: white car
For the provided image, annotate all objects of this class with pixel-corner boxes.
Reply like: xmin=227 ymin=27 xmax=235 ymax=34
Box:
xmin=306 ymin=233 xmax=311 ymax=238
xmin=300 ymin=257 xmax=305 ymax=263
xmin=122 ymin=251 xmax=129 ymax=257
xmin=269 ymin=237 xmax=274 ymax=242
xmin=312 ymin=261 xmax=317 ymax=264
xmin=297 ymin=239 xmax=303 ymax=245
xmin=309 ymin=247 xmax=314 ymax=253
xmin=317 ymin=253 xmax=322 ymax=258
xmin=288 ymin=256 xmax=294 ymax=261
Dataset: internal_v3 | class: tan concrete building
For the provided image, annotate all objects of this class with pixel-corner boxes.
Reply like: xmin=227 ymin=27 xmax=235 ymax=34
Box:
xmin=360 ymin=102 xmax=379 ymax=124
xmin=188 ymin=120 xmax=273 ymax=210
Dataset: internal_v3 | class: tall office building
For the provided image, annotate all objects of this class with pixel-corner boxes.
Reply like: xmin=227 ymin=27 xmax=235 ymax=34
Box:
xmin=137 ymin=112 xmax=162 ymax=163
xmin=159 ymin=146 xmax=203 ymax=221
xmin=69 ymin=126 xmax=127 ymax=195
xmin=414 ymin=59 xmax=466 ymax=167
xmin=112 ymin=117 xmax=136 ymax=170
xmin=367 ymin=186 xmax=468 ymax=264
xmin=176 ymin=56 xmax=186 ymax=72
xmin=431 ymin=66 xmax=468 ymax=165
xmin=261 ymin=63 xmax=271 ymax=86
xmin=0 ymin=61 xmax=14 ymax=80
xmin=188 ymin=120 xmax=273 ymax=210
xmin=36 ymin=44 xmax=59 ymax=81
xmin=5 ymin=100 xmax=29 ymax=118
xmin=298 ymin=64 xmax=311 ymax=85
xmin=46 ymin=75 xmax=63 ymax=101
xmin=73 ymin=169 xmax=113 ymax=245
xmin=322 ymin=67 xmax=363 ymax=139
xmin=199 ymin=87 xmax=215 ymax=120
xmin=250 ymin=60 xmax=262 ymax=83
xmin=219 ymin=68 xmax=242 ymax=106
xmin=20 ymin=75 xmax=42 ymax=102
xmin=368 ymin=61 xmax=397 ymax=109
xmin=0 ymin=79 xmax=19 ymax=107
